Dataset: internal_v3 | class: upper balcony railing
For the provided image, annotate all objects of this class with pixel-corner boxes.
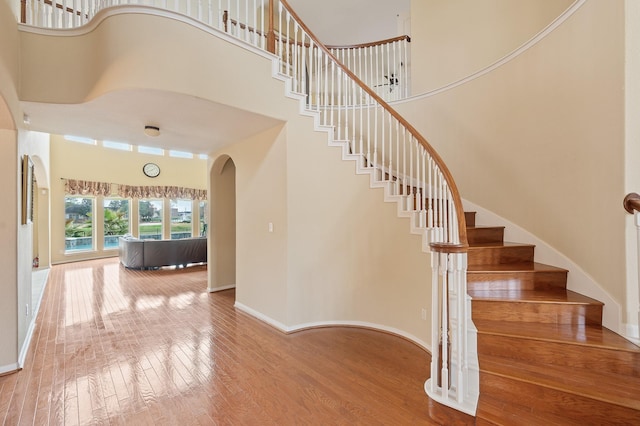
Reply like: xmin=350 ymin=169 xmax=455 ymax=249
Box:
xmin=20 ymin=0 xmax=410 ymax=103
xmin=18 ymin=0 xmax=476 ymax=416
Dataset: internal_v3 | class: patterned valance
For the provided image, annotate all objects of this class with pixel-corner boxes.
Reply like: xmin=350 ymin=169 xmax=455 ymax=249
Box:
xmin=64 ymin=179 xmax=111 ymax=196
xmin=62 ymin=179 xmax=207 ymax=200
xmin=117 ymin=185 xmax=207 ymax=201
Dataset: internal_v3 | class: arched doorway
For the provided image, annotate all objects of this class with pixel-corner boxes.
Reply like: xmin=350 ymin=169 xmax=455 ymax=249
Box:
xmin=208 ymin=155 xmax=236 ymax=293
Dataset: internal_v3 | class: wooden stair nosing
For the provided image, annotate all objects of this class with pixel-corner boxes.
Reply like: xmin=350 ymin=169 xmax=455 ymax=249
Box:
xmin=475 ymin=393 xmax=576 ymax=426
xmin=478 ymin=335 xmax=640 ymax=377
xmin=473 ymin=319 xmax=640 ymax=352
xmin=468 ymin=289 xmax=604 ymax=305
xmin=467 ymin=263 xmax=569 ymax=292
xmin=467 ymin=242 xmax=536 ymax=265
xmin=479 ymin=356 xmax=640 ymax=412
xmin=479 ymin=371 xmax=640 ymax=425
xmin=471 ymin=292 xmax=604 ymax=325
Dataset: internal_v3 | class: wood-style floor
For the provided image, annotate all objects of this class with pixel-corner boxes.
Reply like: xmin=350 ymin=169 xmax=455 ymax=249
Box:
xmin=0 ymin=258 xmax=450 ymax=425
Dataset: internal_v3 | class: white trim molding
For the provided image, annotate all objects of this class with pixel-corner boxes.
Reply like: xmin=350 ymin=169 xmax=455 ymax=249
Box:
xmin=208 ymin=284 xmax=236 ymax=293
xmin=393 ymin=0 xmax=588 ymax=103
xmin=234 ymin=301 xmax=431 ymax=352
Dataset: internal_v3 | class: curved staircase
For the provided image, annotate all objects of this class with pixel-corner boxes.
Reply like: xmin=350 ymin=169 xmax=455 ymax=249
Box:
xmin=465 ymin=211 xmax=640 ymax=425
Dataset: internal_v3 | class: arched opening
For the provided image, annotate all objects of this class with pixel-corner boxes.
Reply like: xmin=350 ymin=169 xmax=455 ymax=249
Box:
xmin=208 ymin=155 xmax=236 ymax=293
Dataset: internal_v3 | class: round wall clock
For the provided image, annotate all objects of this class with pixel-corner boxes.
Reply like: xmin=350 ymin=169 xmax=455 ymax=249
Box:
xmin=143 ymin=162 xmax=160 ymax=178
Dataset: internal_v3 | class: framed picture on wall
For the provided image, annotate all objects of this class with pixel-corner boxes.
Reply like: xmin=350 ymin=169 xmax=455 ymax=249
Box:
xmin=21 ymin=154 xmax=34 ymax=225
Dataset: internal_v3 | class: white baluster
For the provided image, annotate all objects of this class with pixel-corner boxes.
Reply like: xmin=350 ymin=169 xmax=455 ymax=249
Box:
xmin=420 ymin=148 xmax=428 ymax=223
xmin=293 ymin=22 xmax=299 ymax=90
xmin=441 ymin=252 xmax=450 ymax=396
xmin=430 ymin=251 xmax=440 ymax=394
xmin=25 ymin=0 xmax=32 ymax=25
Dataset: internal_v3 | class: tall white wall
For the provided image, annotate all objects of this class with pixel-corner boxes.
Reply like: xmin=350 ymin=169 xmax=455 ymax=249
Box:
xmin=410 ymin=0 xmax=574 ymax=94
xmin=0 ymin=0 xmax=20 ymax=373
xmin=397 ymin=0 xmax=628 ymax=330
xmin=624 ymin=0 xmax=640 ymax=338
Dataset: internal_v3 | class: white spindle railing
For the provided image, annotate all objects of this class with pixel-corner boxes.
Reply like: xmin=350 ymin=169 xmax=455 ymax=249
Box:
xmin=328 ymin=36 xmax=411 ymax=103
xmin=17 ymin=0 xmax=477 ymax=416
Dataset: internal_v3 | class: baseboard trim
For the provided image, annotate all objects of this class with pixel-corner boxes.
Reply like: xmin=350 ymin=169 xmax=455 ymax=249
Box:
xmin=18 ymin=317 xmax=37 ymax=369
xmin=0 ymin=363 xmax=19 ymax=376
xmin=208 ymin=284 xmax=236 ymax=293
xmin=624 ymin=323 xmax=640 ymax=345
xmin=234 ymin=301 xmax=431 ymax=352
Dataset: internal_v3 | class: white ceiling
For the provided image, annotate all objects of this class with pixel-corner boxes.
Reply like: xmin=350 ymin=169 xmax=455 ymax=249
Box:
xmin=23 ymin=89 xmax=282 ymax=156
xmin=21 ymin=1 xmax=410 ymax=155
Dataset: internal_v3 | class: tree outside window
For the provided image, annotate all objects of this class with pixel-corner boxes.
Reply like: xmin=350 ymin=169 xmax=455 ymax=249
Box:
xmin=104 ymin=198 xmax=130 ymax=249
xmin=199 ymin=201 xmax=208 ymax=237
xmin=139 ymin=199 xmax=163 ymax=240
xmin=65 ymin=196 xmax=94 ymax=252
xmin=170 ymin=199 xmax=193 ymax=239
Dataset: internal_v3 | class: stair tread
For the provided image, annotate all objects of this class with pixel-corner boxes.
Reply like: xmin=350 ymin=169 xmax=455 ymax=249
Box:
xmin=468 ymin=241 xmax=534 ymax=249
xmin=468 ymin=225 xmax=505 ymax=230
xmin=474 ymin=319 xmax=640 ymax=352
xmin=468 ymin=262 xmax=567 ymax=273
xmin=480 ymin=354 xmax=640 ymax=410
xmin=469 ymin=289 xmax=604 ymax=305
xmin=476 ymin=394 xmax=575 ymax=426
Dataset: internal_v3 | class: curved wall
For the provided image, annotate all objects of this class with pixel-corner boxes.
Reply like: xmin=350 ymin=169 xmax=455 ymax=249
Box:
xmin=397 ymin=0 xmax=627 ymax=325
xmin=21 ymin=10 xmax=434 ymax=347
xmin=410 ymin=0 xmax=574 ymax=94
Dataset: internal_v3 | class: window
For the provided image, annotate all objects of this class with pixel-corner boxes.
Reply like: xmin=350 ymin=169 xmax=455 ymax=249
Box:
xmin=169 ymin=150 xmax=193 ymax=159
xmin=139 ymin=199 xmax=163 ymax=240
xmin=103 ymin=198 xmax=130 ymax=249
xmin=138 ymin=145 xmax=164 ymax=156
xmin=198 ymin=154 xmax=208 ymax=160
xmin=64 ymin=135 xmax=96 ymax=145
xmin=170 ymin=199 xmax=193 ymax=239
xmin=65 ymin=196 xmax=94 ymax=252
xmin=199 ymin=200 xmax=208 ymax=236
xmin=102 ymin=140 xmax=132 ymax=151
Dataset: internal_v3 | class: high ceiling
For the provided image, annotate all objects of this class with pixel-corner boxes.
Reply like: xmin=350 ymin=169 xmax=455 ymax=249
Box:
xmin=21 ymin=1 xmax=410 ymax=155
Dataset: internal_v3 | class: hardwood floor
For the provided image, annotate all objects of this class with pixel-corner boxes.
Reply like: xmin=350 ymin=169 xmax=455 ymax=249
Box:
xmin=0 ymin=258 xmax=452 ymax=425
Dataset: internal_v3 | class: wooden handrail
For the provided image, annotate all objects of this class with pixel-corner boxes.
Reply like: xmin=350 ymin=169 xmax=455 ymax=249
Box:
xmin=279 ymin=0 xmax=468 ymax=248
xmin=326 ymin=35 xmax=411 ymax=50
xmin=624 ymin=193 xmax=640 ymax=214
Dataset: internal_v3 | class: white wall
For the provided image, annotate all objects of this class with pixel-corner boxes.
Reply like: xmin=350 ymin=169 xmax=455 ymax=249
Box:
xmin=410 ymin=0 xmax=574 ymax=94
xmin=289 ymin=0 xmax=410 ymax=46
xmin=0 ymin=0 xmax=20 ymax=373
xmin=397 ymin=0 xmax=628 ymax=330
xmin=624 ymin=0 xmax=640 ymax=338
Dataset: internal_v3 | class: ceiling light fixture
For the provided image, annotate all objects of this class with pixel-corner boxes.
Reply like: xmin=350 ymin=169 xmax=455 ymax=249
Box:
xmin=144 ymin=125 xmax=160 ymax=137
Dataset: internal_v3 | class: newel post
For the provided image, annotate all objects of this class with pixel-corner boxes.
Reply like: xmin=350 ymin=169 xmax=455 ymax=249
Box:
xmin=266 ymin=0 xmax=276 ymax=53
xmin=425 ymin=242 xmax=478 ymax=416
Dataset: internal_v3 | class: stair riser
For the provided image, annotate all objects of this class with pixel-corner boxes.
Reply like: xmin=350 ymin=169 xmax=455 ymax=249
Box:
xmin=468 ymin=246 xmax=534 ymax=266
xmin=467 ymin=227 xmax=504 ymax=245
xmin=471 ymin=300 xmax=602 ymax=325
xmin=464 ymin=212 xmax=476 ymax=227
xmin=478 ymin=335 xmax=640 ymax=377
xmin=468 ymin=271 xmax=567 ymax=291
xmin=479 ymin=372 xmax=640 ymax=424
